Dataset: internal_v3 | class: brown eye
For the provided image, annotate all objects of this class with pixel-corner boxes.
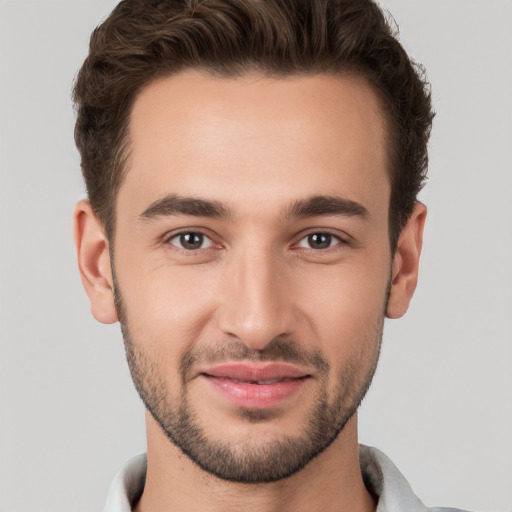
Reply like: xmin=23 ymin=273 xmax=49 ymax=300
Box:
xmin=168 ymin=232 xmax=212 ymax=250
xmin=298 ymin=232 xmax=340 ymax=250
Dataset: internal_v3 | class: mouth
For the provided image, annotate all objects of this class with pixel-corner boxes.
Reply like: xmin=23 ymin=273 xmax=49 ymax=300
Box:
xmin=199 ymin=363 xmax=311 ymax=409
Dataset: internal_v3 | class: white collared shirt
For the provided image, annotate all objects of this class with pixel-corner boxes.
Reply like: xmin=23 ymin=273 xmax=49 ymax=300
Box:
xmin=103 ymin=445 xmax=468 ymax=512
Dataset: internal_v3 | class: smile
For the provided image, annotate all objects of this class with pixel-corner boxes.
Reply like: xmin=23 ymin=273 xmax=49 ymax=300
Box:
xmin=200 ymin=363 xmax=311 ymax=409
xmin=222 ymin=378 xmax=294 ymax=384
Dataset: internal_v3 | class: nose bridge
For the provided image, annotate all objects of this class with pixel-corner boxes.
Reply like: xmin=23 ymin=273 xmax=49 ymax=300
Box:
xmin=218 ymin=243 xmax=293 ymax=349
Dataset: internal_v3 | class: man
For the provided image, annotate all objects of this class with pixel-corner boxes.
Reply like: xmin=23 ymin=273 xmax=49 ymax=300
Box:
xmin=72 ymin=1 xmax=465 ymax=511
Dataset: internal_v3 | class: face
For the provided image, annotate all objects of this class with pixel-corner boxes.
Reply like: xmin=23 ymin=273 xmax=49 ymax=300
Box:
xmin=107 ymin=72 xmax=394 ymax=482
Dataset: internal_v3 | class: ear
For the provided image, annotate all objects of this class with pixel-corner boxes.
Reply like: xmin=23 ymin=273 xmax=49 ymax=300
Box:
xmin=73 ymin=199 xmax=118 ymax=324
xmin=386 ymin=202 xmax=427 ymax=319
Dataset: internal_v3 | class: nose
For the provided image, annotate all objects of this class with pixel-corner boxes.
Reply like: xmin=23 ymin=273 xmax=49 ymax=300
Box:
xmin=216 ymin=246 xmax=298 ymax=350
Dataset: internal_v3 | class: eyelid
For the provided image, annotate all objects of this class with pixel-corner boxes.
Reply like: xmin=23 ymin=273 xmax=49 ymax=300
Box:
xmin=163 ymin=228 xmax=220 ymax=251
xmin=292 ymin=229 xmax=352 ymax=251
xmin=160 ymin=226 xmax=352 ymax=253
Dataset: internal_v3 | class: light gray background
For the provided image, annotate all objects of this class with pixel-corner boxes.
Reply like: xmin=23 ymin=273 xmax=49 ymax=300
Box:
xmin=1 ymin=1 xmax=511 ymax=511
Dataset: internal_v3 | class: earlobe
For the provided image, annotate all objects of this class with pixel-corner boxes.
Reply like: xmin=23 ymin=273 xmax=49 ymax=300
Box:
xmin=73 ymin=199 xmax=118 ymax=324
xmin=386 ymin=202 xmax=427 ymax=319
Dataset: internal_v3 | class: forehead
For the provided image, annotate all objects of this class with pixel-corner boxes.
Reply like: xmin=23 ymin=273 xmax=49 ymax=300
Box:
xmin=121 ymin=71 xmax=390 ymax=219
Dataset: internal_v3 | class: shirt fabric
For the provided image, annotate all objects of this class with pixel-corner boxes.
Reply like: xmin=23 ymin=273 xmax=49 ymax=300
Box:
xmin=103 ymin=445 xmax=468 ymax=512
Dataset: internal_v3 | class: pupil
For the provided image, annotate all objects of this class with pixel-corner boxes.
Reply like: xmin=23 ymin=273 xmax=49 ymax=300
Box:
xmin=309 ymin=233 xmax=331 ymax=249
xmin=181 ymin=233 xmax=203 ymax=249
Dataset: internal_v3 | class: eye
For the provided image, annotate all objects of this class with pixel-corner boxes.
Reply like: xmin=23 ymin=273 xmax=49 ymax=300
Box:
xmin=167 ymin=232 xmax=214 ymax=251
xmin=297 ymin=232 xmax=342 ymax=250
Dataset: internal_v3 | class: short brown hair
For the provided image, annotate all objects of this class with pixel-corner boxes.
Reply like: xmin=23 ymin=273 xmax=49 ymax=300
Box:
xmin=73 ymin=0 xmax=434 ymax=249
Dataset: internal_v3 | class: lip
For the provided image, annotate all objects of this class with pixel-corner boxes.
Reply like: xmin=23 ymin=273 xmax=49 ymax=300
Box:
xmin=200 ymin=363 xmax=310 ymax=409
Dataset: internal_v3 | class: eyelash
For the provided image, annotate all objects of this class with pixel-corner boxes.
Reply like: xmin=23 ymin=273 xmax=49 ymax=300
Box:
xmin=295 ymin=231 xmax=346 ymax=251
xmin=164 ymin=229 xmax=349 ymax=253
xmin=165 ymin=230 xmax=217 ymax=252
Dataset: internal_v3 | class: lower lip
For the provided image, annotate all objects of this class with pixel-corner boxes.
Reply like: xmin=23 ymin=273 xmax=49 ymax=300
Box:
xmin=203 ymin=375 xmax=309 ymax=409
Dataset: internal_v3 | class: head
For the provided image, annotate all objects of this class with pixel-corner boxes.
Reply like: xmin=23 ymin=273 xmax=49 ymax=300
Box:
xmin=73 ymin=0 xmax=432 ymax=484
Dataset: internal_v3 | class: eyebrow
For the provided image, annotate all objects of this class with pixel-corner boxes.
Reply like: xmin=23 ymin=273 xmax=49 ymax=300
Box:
xmin=139 ymin=194 xmax=232 ymax=221
xmin=285 ymin=195 xmax=368 ymax=220
xmin=138 ymin=193 xmax=368 ymax=222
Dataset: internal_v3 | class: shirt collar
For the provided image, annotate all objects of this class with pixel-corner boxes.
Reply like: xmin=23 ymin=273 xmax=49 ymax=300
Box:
xmin=103 ymin=445 xmax=428 ymax=512
xmin=359 ymin=445 xmax=428 ymax=512
xmin=103 ymin=452 xmax=146 ymax=512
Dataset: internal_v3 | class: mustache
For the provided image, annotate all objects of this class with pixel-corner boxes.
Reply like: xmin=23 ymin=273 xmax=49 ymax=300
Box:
xmin=179 ymin=337 xmax=329 ymax=377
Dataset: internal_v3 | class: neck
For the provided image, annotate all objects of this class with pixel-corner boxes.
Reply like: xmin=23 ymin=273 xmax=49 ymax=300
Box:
xmin=134 ymin=412 xmax=376 ymax=512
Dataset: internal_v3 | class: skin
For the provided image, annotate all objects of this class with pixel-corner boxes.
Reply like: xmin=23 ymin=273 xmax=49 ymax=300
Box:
xmin=74 ymin=72 xmax=426 ymax=512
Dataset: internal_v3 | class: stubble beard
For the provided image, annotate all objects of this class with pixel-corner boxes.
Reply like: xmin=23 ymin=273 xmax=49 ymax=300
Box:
xmin=114 ymin=283 xmax=383 ymax=484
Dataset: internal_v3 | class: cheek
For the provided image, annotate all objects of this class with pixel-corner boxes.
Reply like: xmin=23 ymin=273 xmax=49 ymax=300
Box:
xmin=303 ymin=274 xmax=386 ymax=398
xmin=296 ymin=259 xmax=389 ymax=372
xmin=300 ymin=261 xmax=389 ymax=328
xmin=116 ymin=259 xmax=219 ymax=360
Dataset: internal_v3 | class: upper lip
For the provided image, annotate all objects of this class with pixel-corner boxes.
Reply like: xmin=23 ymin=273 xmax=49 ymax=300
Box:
xmin=200 ymin=363 xmax=310 ymax=382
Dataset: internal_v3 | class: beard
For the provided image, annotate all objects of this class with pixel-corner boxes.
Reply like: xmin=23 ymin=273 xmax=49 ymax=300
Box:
xmin=114 ymin=282 xmax=383 ymax=484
